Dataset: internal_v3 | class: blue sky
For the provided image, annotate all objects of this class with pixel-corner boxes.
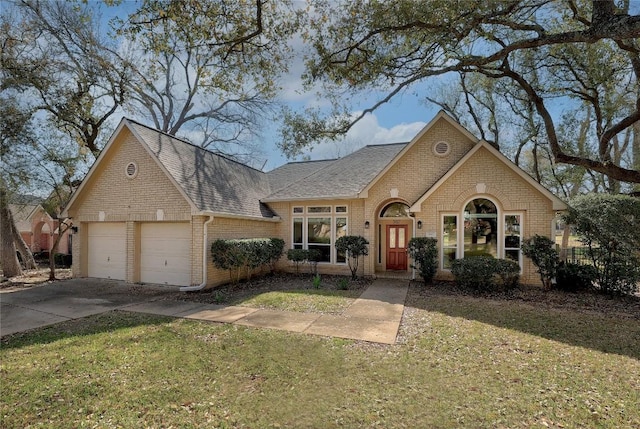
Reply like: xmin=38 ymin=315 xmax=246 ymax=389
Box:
xmin=95 ymin=0 xmax=443 ymax=171
xmin=98 ymin=1 xmax=640 ymax=172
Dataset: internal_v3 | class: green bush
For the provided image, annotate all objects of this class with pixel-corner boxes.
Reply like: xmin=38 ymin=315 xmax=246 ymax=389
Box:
xmin=287 ymin=248 xmax=307 ymax=274
xmin=521 ymin=235 xmax=559 ymax=290
xmin=556 ymin=262 xmax=597 ymax=292
xmin=312 ymin=274 xmax=322 ymax=289
xmin=336 ymin=278 xmax=349 ymax=290
xmin=406 ymin=237 xmax=438 ymax=284
xmin=494 ymin=258 xmax=520 ymax=290
xmin=211 ymin=239 xmax=247 ymax=283
xmin=451 ymin=256 xmax=497 ymax=291
xmin=211 ymin=238 xmax=283 ymax=283
xmin=266 ymin=238 xmax=285 ymax=273
xmin=307 ymin=248 xmax=322 ymax=275
xmin=451 ymin=256 xmax=520 ymax=291
xmin=563 ymin=193 xmax=640 ymax=295
xmin=335 ymin=235 xmax=369 ymax=280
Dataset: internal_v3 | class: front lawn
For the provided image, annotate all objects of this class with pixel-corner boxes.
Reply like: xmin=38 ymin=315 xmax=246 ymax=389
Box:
xmin=1 ymin=282 xmax=638 ymax=428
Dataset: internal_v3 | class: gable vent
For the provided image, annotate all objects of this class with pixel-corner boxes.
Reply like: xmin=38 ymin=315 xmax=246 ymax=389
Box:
xmin=433 ymin=141 xmax=450 ymax=156
xmin=125 ymin=162 xmax=138 ymax=179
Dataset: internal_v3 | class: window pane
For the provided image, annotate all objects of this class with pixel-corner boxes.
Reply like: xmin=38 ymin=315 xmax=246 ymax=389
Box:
xmin=293 ymin=218 xmax=303 ymax=244
xmin=335 ymin=206 xmax=347 ymax=213
xmin=505 ymin=249 xmax=520 ymax=263
xmin=389 ymin=227 xmax=396 ymax=249
xmin=443 ymin=216 xmax=457 ymax=247
xmin=398 ymin=227 xmax=406 ymax=248
xmin=337 ymin=249 xmax=346 ymax=263
xmin=505 ymin=215 xmax=521 ymax=248
xmin=308 ymin=244 xmax=331 ymax=262
xmin=308 ymin=206 xmax=331 ymax=213
xmin=308 ymin=218 xmax=331 ymax=243
xmin=336 ymin=217 xmax=347 ymax=239
xmin=464 ymin=199 xmax=497 ymax=257
xmin=380 ymin=202 xmax=410 ymax=217
xmin=293 ymin=207 xmax=303 ymax=213
xmin=443 ymin=248 xmax=457 ymax=269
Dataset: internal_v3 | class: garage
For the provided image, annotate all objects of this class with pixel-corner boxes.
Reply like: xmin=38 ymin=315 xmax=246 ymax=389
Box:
xmin=88 ymin=223 xmax=126 ymax=280
xmin=140 ymin=222 xmax=192 ymax=286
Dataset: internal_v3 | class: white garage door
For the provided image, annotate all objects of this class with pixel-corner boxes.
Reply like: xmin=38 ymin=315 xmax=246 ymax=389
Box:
xmin=88 ymin=223 xmax=126 ymax=280
xmin=140 ymin=223 xmax=191 ymax=286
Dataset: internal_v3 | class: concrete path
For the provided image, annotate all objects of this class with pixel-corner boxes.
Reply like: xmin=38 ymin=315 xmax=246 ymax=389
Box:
xmin=1 ymin=278 xmax=409 ymax=344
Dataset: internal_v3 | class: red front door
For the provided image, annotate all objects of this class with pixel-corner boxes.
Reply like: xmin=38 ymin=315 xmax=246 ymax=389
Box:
xmin=386 ymin=224 xmax=408 ymax=271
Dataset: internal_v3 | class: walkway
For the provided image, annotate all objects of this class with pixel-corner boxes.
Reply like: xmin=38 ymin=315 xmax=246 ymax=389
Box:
xmin=126 ymin=279 xmax=409 ymax=344
xmin=1 ymin=278 xmax=409 ymax=344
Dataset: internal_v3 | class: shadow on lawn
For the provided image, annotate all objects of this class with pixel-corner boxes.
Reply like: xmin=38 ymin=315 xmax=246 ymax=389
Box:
xmin=0 ymin=310 xmax=173 ymax=350
xmin=406 ymin=281 xmax=640 ymax=361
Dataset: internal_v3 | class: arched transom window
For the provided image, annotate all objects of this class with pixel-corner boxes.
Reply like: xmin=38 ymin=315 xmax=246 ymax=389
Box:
xmin=380 ymin=202 xmax=410 ymax=217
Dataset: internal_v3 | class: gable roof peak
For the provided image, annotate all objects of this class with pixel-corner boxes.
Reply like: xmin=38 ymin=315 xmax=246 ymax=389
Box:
xmin=122 ymin=118 xmax=266 ymax=174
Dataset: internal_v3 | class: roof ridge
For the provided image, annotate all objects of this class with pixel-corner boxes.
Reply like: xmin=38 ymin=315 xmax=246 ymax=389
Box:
xmin=124 ymin=118 xmax=266 ymax=174
xmin=362 ymin=141 xmax=409 ymax=149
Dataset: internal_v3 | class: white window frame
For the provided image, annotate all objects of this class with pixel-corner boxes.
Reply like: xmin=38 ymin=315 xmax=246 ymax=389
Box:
xmin=291 ymin=207 xmax=349 ymax=265
xmin=440 ymin=198 xmax=524 ymax=270
xmin=441 ymin=213 xmax=459 ymax=270
xmin=503 ymin=212 xmax=523 ymax=269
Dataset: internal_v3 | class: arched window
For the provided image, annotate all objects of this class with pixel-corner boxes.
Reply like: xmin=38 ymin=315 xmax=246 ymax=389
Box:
xmin=441 ymin=197 xmax=523 ymax=269
xmin=380 ymin=202 xmax=410 ymax=217
xmin=463 ymin=198 xmax=498 ymax=258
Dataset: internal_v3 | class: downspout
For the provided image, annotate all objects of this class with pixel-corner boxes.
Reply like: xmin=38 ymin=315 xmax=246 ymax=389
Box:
xmin=180 ymin=213 xmax=215 ymax=292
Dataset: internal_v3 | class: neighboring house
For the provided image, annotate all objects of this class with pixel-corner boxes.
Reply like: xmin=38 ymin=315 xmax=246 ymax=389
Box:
xmin=63 ymin=112 xmax=567 ymax=289
xmin=9 ymin=204 xmax=72 ymax=256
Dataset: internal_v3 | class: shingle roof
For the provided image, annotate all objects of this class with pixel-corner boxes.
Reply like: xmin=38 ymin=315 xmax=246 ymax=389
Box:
xmin=263 ymin=143 xmax=408 ymax=201
xmin=266 ymin=159 xmax=335 ymax=194
xmin=124 ymin=119 xmax=409 ymax=214
xmin=127 ymin=120 xmax=276 ymax=218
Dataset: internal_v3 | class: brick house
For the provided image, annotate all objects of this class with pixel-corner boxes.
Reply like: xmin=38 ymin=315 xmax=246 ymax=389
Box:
xmin=63 ymin=111 xmax=567 ymax=289
xmin=9 ymin=204 xmax=71 ymax=256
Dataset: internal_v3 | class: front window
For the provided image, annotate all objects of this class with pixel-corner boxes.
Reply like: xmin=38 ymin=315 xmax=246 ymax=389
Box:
xmin=292 ymin=207 xmax=348 ymax=264
xmin=440 ymin=198 xmax=523 ymax=269
xmin=463 ymin=198 xmax=498 ymax=258
xmin=308 ymin=217 xmax=332 ymax=262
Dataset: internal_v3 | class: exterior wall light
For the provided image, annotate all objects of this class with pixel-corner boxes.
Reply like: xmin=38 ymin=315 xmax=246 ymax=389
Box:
xmin=417 ymin=220 xmax=423 ymax=229
xmin=364 ymin=221 xmax=370 ymax=229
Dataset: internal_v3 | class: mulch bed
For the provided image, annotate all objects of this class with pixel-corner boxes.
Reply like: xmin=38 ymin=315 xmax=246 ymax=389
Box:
xmin=407 ymin=280 xmax=640 ymax=320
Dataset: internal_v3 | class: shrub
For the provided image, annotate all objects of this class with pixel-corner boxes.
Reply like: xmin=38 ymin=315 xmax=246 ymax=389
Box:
xmin=287 ymin=248 xmax=307 ymax=274
xmin=556 ymin=262 xmax=597 ymax=292
xmin=335 ymin=235 xmax=369 ymax=280
xmin=307 ymin=248 xmax=322 ymax=275
xmin=312 ymin=274 xmax=322 ymax=289
xmin=406 ymin=237 xmax=438 ymax=284
xmin=451 ymin=257 xmax=497 ymax=291
xmin=336 ymin=278 xmax=349 ymax=290
xmin=521 ymin=235 xmax=559 ymax=290
xmin=494 ymin=258 xmax=520 ymax=290
xmin=211 ymin=239 xmax=247 ymax=283
xmin=266 ymin=238 xmax=285 ymax=273
xmin=563 ymin=193 xmax=640 ymax=295
xmin=211 ymin=238 xmax=283 ymax=283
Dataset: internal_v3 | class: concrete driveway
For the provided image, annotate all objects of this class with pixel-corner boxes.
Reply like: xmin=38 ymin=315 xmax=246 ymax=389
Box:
xmin=0 ymin=278 xmax=179 ymax=337
xmin=1 ymin=278 xmax=408 ymax=344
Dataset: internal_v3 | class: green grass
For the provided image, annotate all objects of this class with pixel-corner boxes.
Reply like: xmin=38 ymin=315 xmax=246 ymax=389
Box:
xmin=230 ymin=288 xmax=362 ymax=313
xmin=1 ymin=289 xmax=639 ymax=428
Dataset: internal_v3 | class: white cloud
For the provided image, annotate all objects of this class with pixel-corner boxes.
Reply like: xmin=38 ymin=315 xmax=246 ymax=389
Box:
xmin=303 ymin=112 xmax=426 ymax=160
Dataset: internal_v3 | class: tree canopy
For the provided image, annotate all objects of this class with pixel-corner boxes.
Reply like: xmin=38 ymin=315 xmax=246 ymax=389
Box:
xmin=281 ymin=0 xmax=640 ymax=185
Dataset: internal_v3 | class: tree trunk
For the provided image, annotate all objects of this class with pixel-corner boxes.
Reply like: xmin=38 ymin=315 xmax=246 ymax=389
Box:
xmin=11 ymin=218 xmax=37 ymax=269
xmin=0 ymin=188 xmax=22 ymax=278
